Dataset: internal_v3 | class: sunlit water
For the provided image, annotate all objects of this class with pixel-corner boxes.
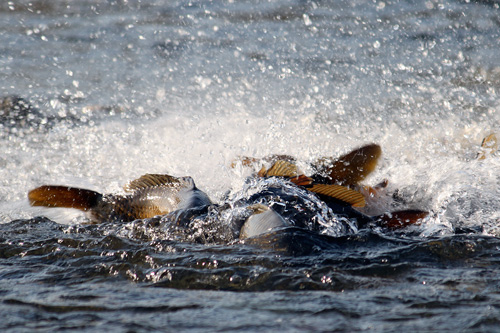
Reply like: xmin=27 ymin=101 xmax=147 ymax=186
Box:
xmin=1 ymin=0 xmax=500 ymax=331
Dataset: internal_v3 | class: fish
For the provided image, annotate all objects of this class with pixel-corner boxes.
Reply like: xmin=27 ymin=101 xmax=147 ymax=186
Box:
xmin=234 ymin=144 xmax=428 ymax=231
xmin=234 ymin=143 xmax=387 ymax=196
xmin=239 ymin=204 xmax=290 ymax=239
xmin=28 ymin=174 xmax=211 ymax=223
xmin=28 ymin=144 xmax=428 ymax=241
xmin=238 ymin=135 xmax=499 ymax=238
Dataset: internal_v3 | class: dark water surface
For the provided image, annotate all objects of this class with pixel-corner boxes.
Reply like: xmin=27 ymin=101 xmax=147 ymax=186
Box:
xmin=3 ymin=217 xmax=500 ymax=331
xmin=2 ymin=0 xmax=500 ymax=331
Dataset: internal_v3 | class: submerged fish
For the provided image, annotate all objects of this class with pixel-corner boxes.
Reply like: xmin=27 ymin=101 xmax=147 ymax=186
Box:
xmin=28 ymin=144 xmax=428 ymax=241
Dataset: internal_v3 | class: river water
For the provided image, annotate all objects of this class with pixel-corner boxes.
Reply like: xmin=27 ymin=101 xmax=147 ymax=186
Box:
xmin=1 ymin=0 xmax=500 ymax=331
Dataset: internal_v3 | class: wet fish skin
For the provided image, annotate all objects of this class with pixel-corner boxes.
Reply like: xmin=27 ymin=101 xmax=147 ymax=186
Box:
xmin=28 ymin=174 xmax=211 ymax=223
xmin=239 ymin=204 xmax=289 ymax=239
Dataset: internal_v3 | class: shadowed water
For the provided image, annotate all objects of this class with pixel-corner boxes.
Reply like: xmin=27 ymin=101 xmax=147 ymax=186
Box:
xmin=3 ymin=217 xmax=500 ymax=331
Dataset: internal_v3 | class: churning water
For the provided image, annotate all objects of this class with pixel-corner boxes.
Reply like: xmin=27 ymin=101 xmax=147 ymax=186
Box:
xmin=1 ymin=0 xmax=500 ymax=331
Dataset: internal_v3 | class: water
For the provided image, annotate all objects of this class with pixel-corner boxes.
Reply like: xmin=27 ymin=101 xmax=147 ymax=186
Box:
xmin=1 ymin=0 xmax=500 ymax=331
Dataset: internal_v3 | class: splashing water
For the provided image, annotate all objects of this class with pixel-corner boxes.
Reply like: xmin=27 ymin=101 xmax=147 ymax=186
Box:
xmin=1 ymin=0 xmax=500 ymax=331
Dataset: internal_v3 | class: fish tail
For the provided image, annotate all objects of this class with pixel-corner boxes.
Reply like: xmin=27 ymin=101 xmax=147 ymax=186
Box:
xmin=28 ymin=185 xmax=102 ymax=211
xmin=314 ymin=144 xmax=382 ymax=185
xmin=375 ymin=210 xmax=428 ymax=229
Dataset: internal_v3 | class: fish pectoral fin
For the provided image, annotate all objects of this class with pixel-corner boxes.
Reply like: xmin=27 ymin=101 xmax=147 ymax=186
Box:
xmin=124 ymin=174 xmax=184 ymax=192
xmin=356 ymin=179 xmax=389 ymax=198
xmin=28 ymin=185 xmax=102 ymax=211
xmin=258 ymin=160 xmax=313 ymax=186
xmin=289 ymin=175 xmax=313 ymax=186
xmin=375 ymin=210 xmax=429 ymax=229
xmin=307 ymin=184 xmax=366 ymax=207
xmin=314 ymin=144 xmax=382 ymax=186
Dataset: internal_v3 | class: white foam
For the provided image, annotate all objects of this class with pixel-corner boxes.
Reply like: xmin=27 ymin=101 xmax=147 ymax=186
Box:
xmin=2 ymin=101 xmax=500 ymax=233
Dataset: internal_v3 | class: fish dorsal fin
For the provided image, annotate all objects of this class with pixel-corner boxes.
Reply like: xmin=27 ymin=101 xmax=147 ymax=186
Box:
xmin=258 ymin=160 xmax=301 ymax=178
xmin=257 ymin=160 xmax=313 ymax=186
xmin=124 ymin=174 xmax=184 ymax=192
xmin=477 ymin=133 xmax=498 ymax=160
xmin=314 ymin=144 xmax=382 ymax=185
xmin=308 ymin=184 xmax=366 ymax=207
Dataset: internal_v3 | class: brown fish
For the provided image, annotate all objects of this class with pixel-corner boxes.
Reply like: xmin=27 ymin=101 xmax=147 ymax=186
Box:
xmin=232 ymin=144 xmax=383 ymax=188
xmin=28 ymin=174 xmax=211 ymax=223
xmin=237 ymin=144 xmax=427 ymax=230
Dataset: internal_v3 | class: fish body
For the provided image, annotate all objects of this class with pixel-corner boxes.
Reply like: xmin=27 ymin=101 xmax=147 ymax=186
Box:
xmin=239 ymin=204 xmax=289 ymax=239
xmin=29 ymin=174 xmax=211 ymax=223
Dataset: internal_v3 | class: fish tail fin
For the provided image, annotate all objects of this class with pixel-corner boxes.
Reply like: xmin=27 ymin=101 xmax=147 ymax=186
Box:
xmin=314 ymin=144 xmax=382 ymax=185
xmin=28 ymin=185 xmax=102 ymax=211
xmin=375 ymin=209 xmax=428 ymax=229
